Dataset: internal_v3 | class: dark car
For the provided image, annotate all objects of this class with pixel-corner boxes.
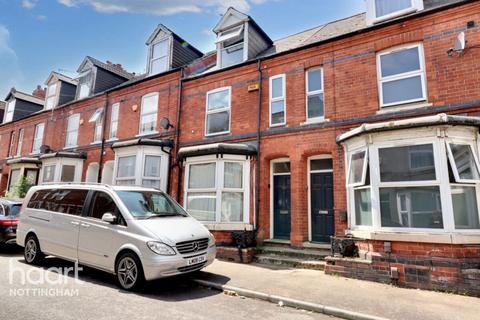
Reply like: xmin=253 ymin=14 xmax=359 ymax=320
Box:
xmin=0 ymin=199 xmax=22 ymax=245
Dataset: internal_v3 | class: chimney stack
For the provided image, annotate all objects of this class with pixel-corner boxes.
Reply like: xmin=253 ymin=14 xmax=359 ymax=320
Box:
xmin=32 ymin=85 xmax=46 ymax=99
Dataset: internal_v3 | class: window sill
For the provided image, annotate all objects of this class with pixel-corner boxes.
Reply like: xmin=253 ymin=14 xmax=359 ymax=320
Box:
xmin=377 ymin=101 xmax=432 ymax=114
xmin=106 ymin=138 xmax=118 ymax=142
xmin=301 ymin=118 xmax=329 ymax=126
xmin=203 ymin=223 xmax=253 ymax=231
xmin=347 ymin=229 xmax=480 ymax=244
xmin=90 ymin=141 xmax=102 ymax=146
xmin=63 ymin=146 xmax=78 ymax=150
xmin=136 ymin=131 xmax=158 ymax=138
xmin=269 ymin=123 xmax=286 ymax=128
xmin=205 ymin=131 xmax=230 ymax=138
xmin=371 ymin=7 xmax=418 ymax=25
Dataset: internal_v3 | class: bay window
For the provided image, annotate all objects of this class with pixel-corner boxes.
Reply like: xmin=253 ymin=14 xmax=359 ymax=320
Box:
xmin=39 ymin=156 xmax=83 ymax=184
xmin=184 ymin=155 xmax=249 ymax=224
xmin=205 ymin=87 xmax=231 ymax=136
xmin=139 ymin=93 xmax=159 ymax=135
xmin=306 ymin=68 xmax=324 ymax=122
xmin=344 ymin=124 xmax=480 ymax=239
xmin=113 ymin=144 xmax=169 ymax=191
xmin=269 ymin=74 xmax=286 ymax=126
xmin=377 ymin=43 xmax=426 ymax=107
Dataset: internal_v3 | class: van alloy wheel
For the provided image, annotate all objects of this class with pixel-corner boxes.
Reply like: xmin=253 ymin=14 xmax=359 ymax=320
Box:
xmin=117 ymin=257 xmax=138 ymax=290
xmin=25 ymin=238 xmax=37 ymax=263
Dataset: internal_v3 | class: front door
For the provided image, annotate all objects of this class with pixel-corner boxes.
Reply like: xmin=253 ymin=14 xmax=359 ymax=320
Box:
xmin=273 ymin=175 xmax=291 ymax=240
xmin=310 ymin=172 xmax=334 ymax=243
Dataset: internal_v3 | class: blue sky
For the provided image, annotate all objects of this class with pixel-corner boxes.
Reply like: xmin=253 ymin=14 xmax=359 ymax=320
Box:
xmin=0 ymin=0 xmax=365 ymax=99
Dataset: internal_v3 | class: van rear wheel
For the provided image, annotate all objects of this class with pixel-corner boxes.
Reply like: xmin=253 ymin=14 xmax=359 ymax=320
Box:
xmin=24 ymin=235 xmax=44 ymax=265
xmin=116 ymin=253 xmax=144 ymax=291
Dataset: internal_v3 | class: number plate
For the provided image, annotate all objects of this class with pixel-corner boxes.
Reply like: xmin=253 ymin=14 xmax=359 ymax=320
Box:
xmin=187 ymin=255 xmax=206 ymax=265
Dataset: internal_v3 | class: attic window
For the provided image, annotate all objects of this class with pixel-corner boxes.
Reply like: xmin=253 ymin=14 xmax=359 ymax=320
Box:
xmin=3 ymin=99 xmax=15 ymax=123
xmin=45 ymin=82 xmax=58 ymax=110
xmin=218 ymin=25 xmax=245 ymax=68
xmin=367 ymin=0 xmax=423 ymax=25
xmin=78 ymin=83 xmax=90 ymax=100
xmin=149 ymin=38 xmax=170 ymax=75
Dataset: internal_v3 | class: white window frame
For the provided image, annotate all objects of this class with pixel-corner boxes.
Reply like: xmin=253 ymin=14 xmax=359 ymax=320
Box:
xmin=184 ymin=154 xmax=250 ymax=225
xmin=305 ymin=67 xmax=325 ymax=123
xmin=32 ymin=123 xmax=45 ymax=154
xmin=40 ymin=158 xmax=83 ymax=184
xmin=109 ymin=103 xmax=120 ymax=140
xmin=45 ymin=82 xmax=58 ymax=110
xmin=89 ymin=108 xmax=104 ymax=144
xmin=115 ymin=154 xmax=137 ymax=186
xmin=346 ymin=149 xmax=369 ymax=187
xmin=65 ymin=114 xmax=80 ymax=149
xmin=78 ymin=83 xmax=90 ymax=100
xmin=138 ymin=92 xmax=159 ymax=136
xmin=113 ymin=145 xmax=170 ymax=191
xmin=269 ymin=74 xmax=286 ymax=127
xmin=345 ymin=128 xmax=480 ymax=235
xmin=4 ymin=99 xmax=15 ymax=123
xmin=141 ymin=154 xmax=163 ymax=189
xmin=377 ymin=43 xmax=427 ymax=108
xmin=148 ymin=38 xmax=170 ymax=76
xmin=366 ymin=0 xmax=424 ymax=25
xmin=16 ymin=128 xmax=24 ymax=157
xmin=205 ymin=87 xmax=231 ymax=137
xmin=446 ymin=140 xmax=480 ymax=184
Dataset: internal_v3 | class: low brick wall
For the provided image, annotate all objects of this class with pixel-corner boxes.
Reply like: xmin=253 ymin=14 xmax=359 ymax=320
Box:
xmin=216 ymin=246 xmax=256 ymax=264
xmin=324 ymin=240 xmax=480 ymax=297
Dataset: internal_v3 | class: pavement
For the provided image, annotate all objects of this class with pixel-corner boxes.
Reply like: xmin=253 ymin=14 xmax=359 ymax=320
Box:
xmin=0 ymin=245 xmax=338 ymax=320
xmin=195 ymin=260 xmax=480 ymax=320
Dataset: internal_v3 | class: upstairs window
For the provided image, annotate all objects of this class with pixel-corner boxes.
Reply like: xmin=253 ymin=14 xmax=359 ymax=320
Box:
xmin=109 ymin=103 xmax=120 ymax=139
xmin=32 ymin=123 xmax=45 ymax=154
xmin=367 ymin=0 xmax=423 ymax=24
xmin=4 ymin=100 xmax=15 ymax=123
xmin=65 ymin=114 xmax=80 ymax=148
xmin=217 ymin=26 xmax=245 ymax=68
xmin=205 ymin=87 xmax=231 ymax=136
xmin=149 ymin=39 xmax=169 ymax=75
xmin=139 ymin=93 xmax=159 ymax=135
xmin=89 ymin=108 xmax=104 ymax=143
xmin=306 ymin=68 xmax=324 ymax=122
xmin=269 ymin=74 xmax=286 ymax=126
xmin=377 ymin=43 xmax=426 ymax=108
xmin=45 ymin=83 xmax=58 ymax=110
xmin=16 ymin=128 xmax=24 ymax=157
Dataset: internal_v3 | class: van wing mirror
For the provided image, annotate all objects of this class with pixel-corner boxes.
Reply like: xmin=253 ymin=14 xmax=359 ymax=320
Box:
xmin=101 ymin=213 xmax=117 ymax=224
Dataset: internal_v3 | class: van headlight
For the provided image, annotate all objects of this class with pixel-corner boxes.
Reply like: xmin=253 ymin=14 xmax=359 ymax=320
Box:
xmin=147 ymin=241 xmax=176 ymax=255
xmin=208 ymin=233 xmax=216 ymax=247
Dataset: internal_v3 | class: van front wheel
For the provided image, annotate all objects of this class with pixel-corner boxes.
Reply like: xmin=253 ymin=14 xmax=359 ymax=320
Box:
xmin=116 ymin=253 xmax=144 ymax=291
xmin=24 ymin=235 xmax=44 ymax=265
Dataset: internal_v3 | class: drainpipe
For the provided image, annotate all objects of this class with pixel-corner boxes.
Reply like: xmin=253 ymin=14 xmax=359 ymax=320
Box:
xmin=97 ymin=93 xmax=109 ymax=183
xmin=174 ymin=68 xmax=185 ymax=202
xmin=254 ymin=60 xmax=263 ymax=231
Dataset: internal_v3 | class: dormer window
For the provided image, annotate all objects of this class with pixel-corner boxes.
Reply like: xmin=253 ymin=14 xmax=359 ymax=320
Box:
xmin=78 ymin=83 xmax=90 ymax=100
xmin=217 ymin=26 xmax=245 ymax=68
xmin=45 ymin=82 xmax=58 ymax=110
xmin=367 ymin=0 xmax=423 ymax=25
xmin=149 ymin=39 xmax=170 ymax=75
xmin=3 ymin=99 xmax=15 ymax=123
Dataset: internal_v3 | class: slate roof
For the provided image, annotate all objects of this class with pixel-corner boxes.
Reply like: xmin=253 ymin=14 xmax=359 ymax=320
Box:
xmin=45 ymin=71 xmax=78 ymax=86
xmin=82 ymin=56 xmax=135 ymax=80
xmin=5 ymin=88 xmax=44 ymax=105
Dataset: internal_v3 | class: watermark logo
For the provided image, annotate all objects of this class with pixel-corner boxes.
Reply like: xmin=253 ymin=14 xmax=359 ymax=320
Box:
xmin=8 ymin=259 xmax=83 ymax=297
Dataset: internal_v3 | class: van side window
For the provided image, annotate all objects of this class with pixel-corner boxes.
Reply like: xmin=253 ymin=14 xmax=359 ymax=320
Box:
xmin=27 ymin=189 xmax=87 ymax=215
xmin=89 ymin=192 xmax=122 ymax=222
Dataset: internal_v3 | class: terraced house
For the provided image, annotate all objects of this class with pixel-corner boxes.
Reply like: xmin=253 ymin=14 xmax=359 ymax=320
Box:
xmin=1 ymin=0 xmax=480 ymax=295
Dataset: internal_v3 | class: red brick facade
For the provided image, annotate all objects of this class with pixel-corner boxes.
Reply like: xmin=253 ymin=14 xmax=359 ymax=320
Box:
xmin=1 ymin=1 xmax=479 ymax=295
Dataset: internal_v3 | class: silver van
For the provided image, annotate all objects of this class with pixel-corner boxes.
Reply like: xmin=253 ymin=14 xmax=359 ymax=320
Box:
xmin=16 ymin=184 xmax=216 ymax=290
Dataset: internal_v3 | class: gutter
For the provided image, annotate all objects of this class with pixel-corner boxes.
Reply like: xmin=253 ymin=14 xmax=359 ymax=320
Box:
xmin=175 ymin=68 xmax=185 ymax=202
xmin=97 ymin=94 xmax=109 ymax=183
xmin=255 ymin=59 xmax=263 ymax=231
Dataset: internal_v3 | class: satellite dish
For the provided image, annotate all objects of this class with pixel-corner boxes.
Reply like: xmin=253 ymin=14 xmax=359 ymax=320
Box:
xmin=454 ymin=32 xmax=466 ymax=52
xmin=160 ymin=117 xmax=174 ymax=130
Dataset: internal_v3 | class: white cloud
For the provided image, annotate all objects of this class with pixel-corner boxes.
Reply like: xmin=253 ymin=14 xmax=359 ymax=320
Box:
xmin=21 ymin=0 xmax=38 ymax=9
xmin=0 ymin=25 xmax=15 ymax=57
xmin=36 ymin=15 xmax=47 ymax=21
xmin=57 ymin=0 xmax=267 ymax=15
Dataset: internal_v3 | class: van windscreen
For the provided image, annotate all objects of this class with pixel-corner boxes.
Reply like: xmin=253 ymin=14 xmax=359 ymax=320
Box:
xmin=116 ymin=191 xmax=188 ymax=219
